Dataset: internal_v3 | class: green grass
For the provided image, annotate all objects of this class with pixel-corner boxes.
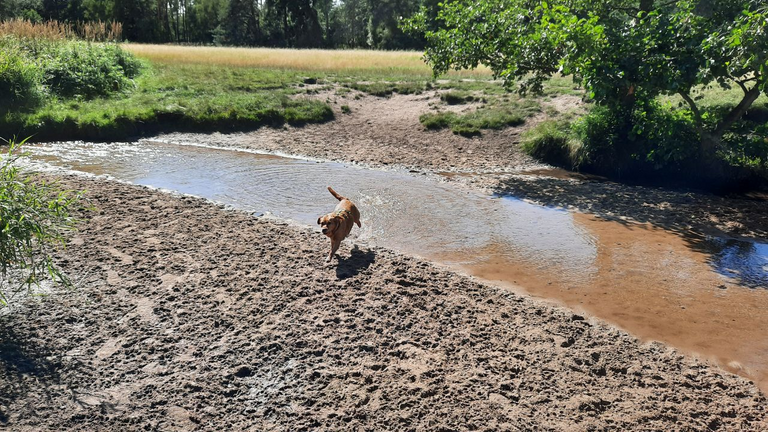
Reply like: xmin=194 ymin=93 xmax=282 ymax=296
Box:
xmin=341 ymin=81 xmax=427 ymax=97
xmin=1 ymin=63 xmax=334 ymax=142
xmin=521 ymin=120 xmax=581 ymax=168
xmin=420 ymin=97 xmax=540 ymax=136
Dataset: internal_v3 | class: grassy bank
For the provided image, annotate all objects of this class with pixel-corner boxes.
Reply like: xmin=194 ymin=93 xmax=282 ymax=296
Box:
xmin=1 ymin=35 xmax=340 ymax=142
xmin=1 ymin=61 xmax=334 ymax=141
xmin=3 ymin=38 xmax=505 ymax=142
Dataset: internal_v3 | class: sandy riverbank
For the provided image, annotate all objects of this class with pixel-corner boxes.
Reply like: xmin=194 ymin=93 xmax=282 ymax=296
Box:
xmin=0 ymin=175 xmax=765 ymax=430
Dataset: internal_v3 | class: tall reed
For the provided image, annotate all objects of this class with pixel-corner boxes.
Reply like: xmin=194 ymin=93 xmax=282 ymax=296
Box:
xmin=0 ymin=18 xmax=123 ymax=42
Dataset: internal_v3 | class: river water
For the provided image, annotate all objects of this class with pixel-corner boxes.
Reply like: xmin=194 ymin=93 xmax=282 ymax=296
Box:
xmin=24 ymin=140 xmax=768 ymax=391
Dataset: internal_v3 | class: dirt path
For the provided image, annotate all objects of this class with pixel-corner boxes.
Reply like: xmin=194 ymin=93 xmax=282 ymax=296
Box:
xmin=1 ymin=176 xmax=765 ymax=431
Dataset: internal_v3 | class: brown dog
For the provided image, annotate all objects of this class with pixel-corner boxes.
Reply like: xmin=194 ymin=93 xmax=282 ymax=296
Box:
xmin=317 ymin=187 xmax=362 ymax=262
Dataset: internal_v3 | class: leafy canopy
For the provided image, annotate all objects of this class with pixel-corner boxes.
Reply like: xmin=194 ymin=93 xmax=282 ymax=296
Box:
xmin=405 ymin=0 xmax=767 ymax=109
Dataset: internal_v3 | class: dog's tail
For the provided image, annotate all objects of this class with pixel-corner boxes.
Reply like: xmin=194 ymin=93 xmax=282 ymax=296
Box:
xmin=328 ymin=186 xmax=345 ymax=201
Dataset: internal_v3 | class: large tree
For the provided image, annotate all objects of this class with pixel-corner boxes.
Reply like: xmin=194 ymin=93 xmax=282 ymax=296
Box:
xmin=406 ymin=0 xmax=768 ymax=160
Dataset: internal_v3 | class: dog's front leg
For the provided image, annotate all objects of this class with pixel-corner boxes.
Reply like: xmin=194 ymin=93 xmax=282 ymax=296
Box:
xmin=327 ymin=239 xmax=341 ymax=262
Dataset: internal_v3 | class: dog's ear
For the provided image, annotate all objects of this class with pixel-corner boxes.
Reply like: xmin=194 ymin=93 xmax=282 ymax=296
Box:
xmin=317 ymin=217 xmax=321 ymax=225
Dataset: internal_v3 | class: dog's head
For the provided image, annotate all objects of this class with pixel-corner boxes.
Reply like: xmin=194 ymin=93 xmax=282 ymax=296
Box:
xmin=317 ymin=214 xmax=339 ymax=237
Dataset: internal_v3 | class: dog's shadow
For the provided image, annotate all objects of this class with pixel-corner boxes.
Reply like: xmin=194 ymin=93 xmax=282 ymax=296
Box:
xmin=335 ymin=245 xmax=376 ymax=279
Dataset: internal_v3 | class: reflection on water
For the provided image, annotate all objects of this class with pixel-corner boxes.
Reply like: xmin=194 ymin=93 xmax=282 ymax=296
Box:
xmin=698 ymin=238 xmax=768 ymax=288
xmin=21 ymin=140 xmax=768 ymax=391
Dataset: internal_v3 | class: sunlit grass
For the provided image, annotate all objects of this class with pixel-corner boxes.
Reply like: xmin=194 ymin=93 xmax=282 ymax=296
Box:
xmin=1 ymin=63 xmax=333 ymax=141
xmin=123 ymin=43 xmax=491 ymax=79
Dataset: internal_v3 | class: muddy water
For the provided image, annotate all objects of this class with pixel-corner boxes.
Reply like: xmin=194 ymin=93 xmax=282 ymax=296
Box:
xmin=25 ymin=140 xmax=768 ymax=390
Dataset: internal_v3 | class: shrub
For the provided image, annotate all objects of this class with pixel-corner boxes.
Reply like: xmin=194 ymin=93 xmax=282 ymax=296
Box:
xmin=43 ymin=41 xmax=142 ymax=99
xmin=570 ymin=102 xmax=701 ymax=176
xmin=0 ymin=45 xmax=43 ymax=108
xmin=721 ymin=122 xmax=768 ymax=174
xmin=521 ymin=120 xmax=580 ymax=168
xmin=0 ymin=138 xmax=84 ymax=306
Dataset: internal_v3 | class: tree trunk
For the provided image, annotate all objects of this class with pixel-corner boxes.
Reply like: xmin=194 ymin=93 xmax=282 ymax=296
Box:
xmin=714 ymin=85 xmax=762 ymax=139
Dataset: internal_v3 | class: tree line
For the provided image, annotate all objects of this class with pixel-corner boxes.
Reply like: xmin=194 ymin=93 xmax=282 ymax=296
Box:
xmin=0 ymin=0 xmax=434 ymax=49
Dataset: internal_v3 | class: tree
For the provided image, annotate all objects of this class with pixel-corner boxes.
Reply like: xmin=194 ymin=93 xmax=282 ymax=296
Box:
xmin=406 ymin=0 xmax=768 ymax=161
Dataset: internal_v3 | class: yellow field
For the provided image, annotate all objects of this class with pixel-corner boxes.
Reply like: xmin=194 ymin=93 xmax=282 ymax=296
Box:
xmin=123 ymin=43 xmax=491 ymax=77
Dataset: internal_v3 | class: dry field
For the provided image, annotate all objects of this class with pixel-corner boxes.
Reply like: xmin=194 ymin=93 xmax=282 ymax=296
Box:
xmin=122 ymin=43 xmax=491 ymax=77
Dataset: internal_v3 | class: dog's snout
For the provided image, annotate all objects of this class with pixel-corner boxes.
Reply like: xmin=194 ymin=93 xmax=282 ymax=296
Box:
xmin=322 ymin=228 xmax=328 ymax=234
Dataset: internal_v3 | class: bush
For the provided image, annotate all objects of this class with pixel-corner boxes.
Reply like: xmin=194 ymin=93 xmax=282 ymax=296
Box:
xmin=0 ymin=138 xmax=84 ymax=306
xmin=721 ymin=121 xmax=768 ymax=174
xmin=570 ymin=102 xmax=698 ymax=175
xmin=521 ymin=120 xmax=580 ymax=168
xmin=43 ymin=41 xmax=142 ymax=99
xmin=0 ymin=45 xmax=43 ymax=108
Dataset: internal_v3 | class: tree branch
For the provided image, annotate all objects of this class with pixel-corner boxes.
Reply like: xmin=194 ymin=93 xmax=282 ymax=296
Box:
xmin=678 ymin=90 xmax=704 ymax=129
xmin=714 ymin=84 xmax=762 ymax=138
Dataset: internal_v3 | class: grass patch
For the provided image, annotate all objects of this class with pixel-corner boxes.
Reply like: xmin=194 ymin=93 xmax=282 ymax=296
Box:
xmin=440 ymin=91 xmax=476 ymax=104
xmin=420 ymin=112 xmax=457 ymax=130
xmin=420 ymin=98 xmax=538 ymax=136
xmin=2 ymin=63 xmax=334 ymax=142
xmin=521 ymin=120 xmax=581 ymax=168
xmin=343 ymin=81 xmax=427 ymax=97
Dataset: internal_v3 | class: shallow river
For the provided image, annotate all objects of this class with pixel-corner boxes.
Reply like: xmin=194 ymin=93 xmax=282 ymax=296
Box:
xmin=25 ymin=140 xmax=768 ymax=391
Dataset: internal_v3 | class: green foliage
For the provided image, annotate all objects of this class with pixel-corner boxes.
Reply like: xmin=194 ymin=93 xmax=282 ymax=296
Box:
xmin=570 ymin=103 xmax=700 ymax=174
xmin=0 ymin=43 xmax=43 ymax=108
xmin=0 ymin=137 xmax=83 ymax=307
xmin=521 ymin=120 xmax=580 ymax=168
xmin=43 ymin=41 xmax=142 ymax=99
xmin=2 ymin=0 xmax=425 ymax=48
xmin=2 ymin=63 xmax=335 ymax=141
xmin=406 ymin=0 xmax=768 ymax=164
xmin=0 ymin=35 xmax=143 ymax=101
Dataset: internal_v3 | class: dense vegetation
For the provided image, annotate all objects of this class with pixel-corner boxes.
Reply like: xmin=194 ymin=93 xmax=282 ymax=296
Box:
xmin=0 ymin=0 xmax=432 ymax=49
xmin=408 ymin=0 xmax=768 ymax=188
xmin=0 ymin=21 xmax=335 ymax=141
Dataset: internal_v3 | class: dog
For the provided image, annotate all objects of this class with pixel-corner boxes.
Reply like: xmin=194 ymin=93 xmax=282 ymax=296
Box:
xmin=317 ymin=187 xmax=361 ymax=262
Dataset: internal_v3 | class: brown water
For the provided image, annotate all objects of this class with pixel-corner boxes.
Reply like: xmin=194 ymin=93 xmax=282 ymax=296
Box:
xmin=24 ymin=140 xmax=768 ymax=391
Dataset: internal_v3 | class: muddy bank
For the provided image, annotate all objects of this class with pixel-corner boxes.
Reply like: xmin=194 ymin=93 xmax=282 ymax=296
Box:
xmin=0 ymin=175 xmax=765 ymax=430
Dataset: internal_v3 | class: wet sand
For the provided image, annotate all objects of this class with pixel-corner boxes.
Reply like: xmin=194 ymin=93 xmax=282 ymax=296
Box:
xmin=0 ymin=175 xmax=765 ymax=430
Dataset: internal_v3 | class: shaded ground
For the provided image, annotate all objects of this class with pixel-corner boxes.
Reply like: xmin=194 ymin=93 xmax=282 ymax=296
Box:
xmin=492 ymin=174 xmax=768 ymax=240
xmin=0 ymin=176 xmax=765 ymax=431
